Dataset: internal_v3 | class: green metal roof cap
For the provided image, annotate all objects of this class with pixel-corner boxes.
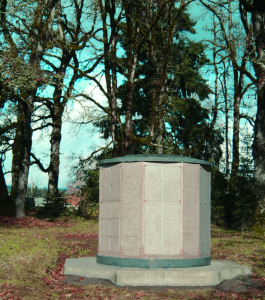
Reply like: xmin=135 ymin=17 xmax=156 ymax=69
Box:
xmin=99 ymin=154 xmax=211 ymax=167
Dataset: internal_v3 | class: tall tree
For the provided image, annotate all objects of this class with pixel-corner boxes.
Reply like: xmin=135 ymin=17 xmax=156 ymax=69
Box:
xmin=27 ymin=0 xmax=102 ymax=197
xmin=0 ymin=0 xmax=65 ymax=217
xmin=0 ymin=3 xmax=47 ymax=216
xmin=199 ymin=0 xmax=257 ymax=186
xmin=238 ymin=0 xmax=265 ymax=232
xmin=68 ymin=0 xmax=224 ymax=181
xmin=107 ymin=4 xmax=224 ymax=160
xmin=68 ymin=0 xmax=196 ymax=157
xmin=0 ymin=0 xmax=103 ymax=217
xmin=197 ymin=0 xmax=259 ymax=229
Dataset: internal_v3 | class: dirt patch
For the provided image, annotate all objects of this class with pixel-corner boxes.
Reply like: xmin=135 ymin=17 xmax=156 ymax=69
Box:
xmin=62 ymin=274 xmax=265 ymax=294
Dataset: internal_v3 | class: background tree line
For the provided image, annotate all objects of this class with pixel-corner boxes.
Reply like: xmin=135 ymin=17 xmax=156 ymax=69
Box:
xmin=0 ymin=0 xmax=264 ymax=233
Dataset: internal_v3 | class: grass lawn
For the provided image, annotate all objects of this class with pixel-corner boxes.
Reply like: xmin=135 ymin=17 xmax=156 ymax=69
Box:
xmin=0 ymin=207 xmax=264 ymax=300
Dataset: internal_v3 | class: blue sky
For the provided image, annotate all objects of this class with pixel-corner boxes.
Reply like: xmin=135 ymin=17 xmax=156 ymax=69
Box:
xmin=1 ymin=0 xmax=257 ymax=190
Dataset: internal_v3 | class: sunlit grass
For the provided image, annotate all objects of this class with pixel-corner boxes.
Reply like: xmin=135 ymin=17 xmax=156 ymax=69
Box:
xmin=0 ymin=209 xmax=264 ymax=300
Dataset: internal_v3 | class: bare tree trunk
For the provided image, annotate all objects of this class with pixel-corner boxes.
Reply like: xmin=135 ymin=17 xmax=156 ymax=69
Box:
xmin=226 ymin=0 xmax=232 ymax=185
xmin=155 ymin=75 xmax=167 ymax=154
xmin=124 ymin=1 xmax=140 ymax=155
xmin=224 ymin=69 xmax=230 ymax=188
xmin=251 ymin=4 xmax=265 ymax=231
xmin=48 ymin=107 xmax=63 ymax=195
xmin=238 ymin=0 xmax=265 ymax=232
xmin=155 ymin=116 xmax=164 ymax=154
xmin=252 ymin=85 xmax=265 ymax=229
xmin=0 ymin=159 xmax=15 ymax=216
xmin=98 ymin=0 xmax=121 ymax=157
xmin=10 ymin=98 xmax=33 ymax=217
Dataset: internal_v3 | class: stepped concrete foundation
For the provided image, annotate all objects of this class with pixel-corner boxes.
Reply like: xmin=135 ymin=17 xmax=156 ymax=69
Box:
xmin=63 ymin=257 xmax=253 ymax=287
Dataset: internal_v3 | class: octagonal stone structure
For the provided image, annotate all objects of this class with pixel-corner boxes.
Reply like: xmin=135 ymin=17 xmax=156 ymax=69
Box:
xmin=96 ymin=154 xmax=211 ymax=268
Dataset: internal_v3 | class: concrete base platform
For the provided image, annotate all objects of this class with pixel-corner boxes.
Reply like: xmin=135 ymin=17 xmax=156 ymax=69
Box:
xmin=63 ymin=257 xmax=253 ymax=287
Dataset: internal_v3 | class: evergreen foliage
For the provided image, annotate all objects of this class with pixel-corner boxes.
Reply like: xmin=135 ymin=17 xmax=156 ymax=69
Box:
xmin=75 ymin=149 xmax=113 ymax=219
xmin=40 ymin=189 xmax=70 ymax=218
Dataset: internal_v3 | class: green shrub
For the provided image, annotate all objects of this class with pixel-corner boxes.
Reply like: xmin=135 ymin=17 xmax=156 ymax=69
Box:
xmin=77 ymin=200 xmax=99 ymax=220
xmin=41 ymin=189 xmax=70 ymax=217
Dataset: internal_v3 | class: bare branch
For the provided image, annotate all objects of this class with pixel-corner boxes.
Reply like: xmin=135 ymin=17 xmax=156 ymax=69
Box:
xmin=239 ymin=113 xmax=255 ymax=127
xmin=30 ymin=153 xmax=50 ymax=173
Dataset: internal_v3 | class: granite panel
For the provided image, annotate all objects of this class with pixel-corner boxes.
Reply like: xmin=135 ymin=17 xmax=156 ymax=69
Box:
xmin=144 ymin=164 xmax=162 ymax=201
xmin=206 ymin=170 xmax=210 ymax=187
xmin=205 ymin=187 xmax=210 ymax=204
xmin=122 ymin=216 xmax=141 ymax=236
xmin=122 ymin=209 xmax=141 ymax=220
xmin=122 ymin=183 xmax=142 ymax=203
xmin=101 ymin=167 xmax=111 ymax=185
xmin=199 ymin=166 xmax=211 ymax=258
xmin=109 ymin=236 xmax=120 ymax=253
xmin=100 ymin=219 xmax=110 ymax=236
xmin=101 ymin=184 xmax=111 ymax=202
xmin=200 ymin=202 xmax=206 ymax=228
xmin=144 ymin=204 xmax=163 ymax=255
xmin=110 ymin=201 xmax=120 ymax=219
xmin=163 ymin=165 xmax=182 ymax=202
xmin=163 ymin=219 xmax=182 ymax=255
xmin=144 ymin=217 xmax=163 ymax=238
xmin=122 ymin=202 xmax=141 ymax=211
xmin=144 ymin=202 xmax=163 ymax=220
xmin=122 ymin=175 xmax=142 ymax=186
xmin=110 ymin=219 xmax=119 ymax=236
xmin=121 ymin=248 xmax=141 ymax=257
xmin=110 ymin=165 xmax=121 ymax=185
xmin=163 ymin=219 xmax=182 ymax=238
xmin=204 ymin=239 xmax=209 ymax=255
xmin=200 ymin=236 xmax=211 ymax=256
xmin=122 ymin=162 xmax=142 ymax=185
xmin=200 ymin=184 xmax=205 ymax=204
xmin=110 ymin=184 xmax=121 ymax=202
xmin=200 ymin=236 xmax=207 ymax=254
xmin=163 ymin=239 xmax=181 ymax=255
xmin=183 ymin=164 xmax=200 ymax=257
xmin=205 ymin=204 xmax=210 ymax=221
xmin=184 ymin=214 xmax=199 ymax=224
xmin=200 ymin=214 xmax=206 ymax=236
xmin=205 ymin=237 xmax=210 ymax=255
xmin=100 ymin=236 xmax=109 ymax=252
xmin=144 ymin=163 xmax=162 ymax=182
xmin=200 ymin=166 xmax=206 ymax=188
xmin=121 ymin=236 xmax=141 ymax=250
xmin=183 ymin=229 xmax=199 ymax=257
xmin=100 ymin=201 xmax=111 ymax=219
xmin=163 ymin=201 xmax=182 ymax=221
xmin=144 ymin=235 xmax=163 ymax=255
xmin=183 ymin=186 xmax=199 ymax=207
